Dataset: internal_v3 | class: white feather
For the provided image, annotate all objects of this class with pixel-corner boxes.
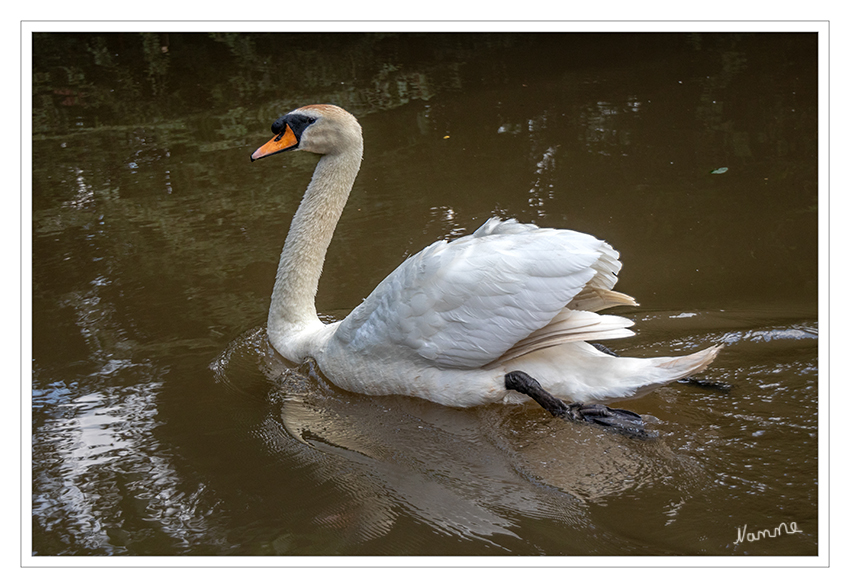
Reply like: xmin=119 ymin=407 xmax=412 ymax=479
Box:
xmin=335 ymin=219 xmax=610 ymax=369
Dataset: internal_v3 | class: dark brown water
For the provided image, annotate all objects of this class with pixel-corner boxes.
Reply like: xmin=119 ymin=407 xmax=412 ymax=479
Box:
xmin=31 ymin=32 xmax=818 ymax=557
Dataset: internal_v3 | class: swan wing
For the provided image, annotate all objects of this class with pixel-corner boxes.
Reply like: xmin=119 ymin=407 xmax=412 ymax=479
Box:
xmin=334 ymin=218 xmax=626 ymax=369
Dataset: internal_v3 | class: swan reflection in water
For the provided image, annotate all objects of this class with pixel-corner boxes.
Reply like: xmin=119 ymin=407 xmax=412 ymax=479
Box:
xmin=213 ymin=327 xmax=704 ymax=551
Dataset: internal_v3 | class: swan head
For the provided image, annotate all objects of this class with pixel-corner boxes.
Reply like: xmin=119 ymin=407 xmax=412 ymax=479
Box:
xmin=250 ymin=104 xmax=362 ymax=161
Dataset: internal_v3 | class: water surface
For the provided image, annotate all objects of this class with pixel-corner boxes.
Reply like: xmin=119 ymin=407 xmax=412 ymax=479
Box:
xmin=31 ymin=32 xmax=818 ymax=557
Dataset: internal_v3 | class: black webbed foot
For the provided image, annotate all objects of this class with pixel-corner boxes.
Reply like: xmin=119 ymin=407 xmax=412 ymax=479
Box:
xmin=590 ymin=342 xmax=619 ymax=357
xmin=564 ymin=402 xmax=652 ymax=438
xmin=677 ymin=377 xmax=733 ymax=392
xmin=505 ymin=370 xmax=654 ymax=439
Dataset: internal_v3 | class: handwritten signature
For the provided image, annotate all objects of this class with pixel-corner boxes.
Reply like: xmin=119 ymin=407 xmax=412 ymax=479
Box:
xmin=734 ymin=521 xmax=803 ymax=544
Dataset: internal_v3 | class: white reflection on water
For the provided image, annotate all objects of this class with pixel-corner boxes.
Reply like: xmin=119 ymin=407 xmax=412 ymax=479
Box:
xmin=33 ymin=364 xmax=229 ymax=554
xmin=32 ymin=268 xmax=228 ymax=555
xmin=719 ymin=326 xmax=818 ymax=344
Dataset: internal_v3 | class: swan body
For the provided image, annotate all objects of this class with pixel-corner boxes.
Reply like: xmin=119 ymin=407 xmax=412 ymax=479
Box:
xmin=251 ymin=104 xmax=721 ymax=409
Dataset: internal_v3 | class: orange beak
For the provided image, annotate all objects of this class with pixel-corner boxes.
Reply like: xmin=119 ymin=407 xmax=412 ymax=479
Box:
xmin=250 ymin=124 xmax=298 ymax=161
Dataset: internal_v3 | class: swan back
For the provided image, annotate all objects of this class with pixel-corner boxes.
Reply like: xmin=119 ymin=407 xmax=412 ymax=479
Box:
xmin=333 ymin=218 xmax=627 ymax=369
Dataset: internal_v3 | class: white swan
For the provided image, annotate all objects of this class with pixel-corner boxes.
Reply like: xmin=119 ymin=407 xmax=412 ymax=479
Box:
xmin=250 ymin=104 xmax=721 ymax=425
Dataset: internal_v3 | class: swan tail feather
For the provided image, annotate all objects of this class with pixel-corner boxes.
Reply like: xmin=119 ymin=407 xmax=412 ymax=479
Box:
xmin=503 ymin=343 xmax=723 ymax=404
xmin=568 ymin=288 xmax=639 ymax=312
xmin=652 ymin=344 xmax=724 ymax=378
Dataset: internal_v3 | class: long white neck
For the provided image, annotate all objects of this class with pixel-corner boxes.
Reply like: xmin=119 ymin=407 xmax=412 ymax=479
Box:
xmin=268 ymin=145 xmax=362 ymax=356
